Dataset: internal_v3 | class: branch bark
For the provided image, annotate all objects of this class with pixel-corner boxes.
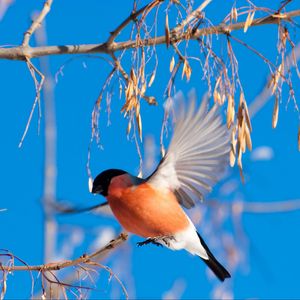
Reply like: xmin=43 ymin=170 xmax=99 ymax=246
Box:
xmin=1 ymin=233 xmax=128 ymax=272
xmin=0 ymin=9 xmax=299 ymax=60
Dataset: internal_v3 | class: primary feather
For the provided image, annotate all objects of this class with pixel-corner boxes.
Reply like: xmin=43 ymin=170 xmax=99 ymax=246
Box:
xmin=148 ymin=92 xmax=230 ymax=208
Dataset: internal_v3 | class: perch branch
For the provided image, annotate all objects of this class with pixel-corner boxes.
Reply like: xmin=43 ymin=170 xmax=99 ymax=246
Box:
xmin=0 ymin=233 xmax=128 ymax=272
xmin=0 ymin=9 xmax=299 ymax=60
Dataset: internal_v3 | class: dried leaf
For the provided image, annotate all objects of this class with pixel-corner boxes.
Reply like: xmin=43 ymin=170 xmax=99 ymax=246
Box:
xmin=165 ymin=13 xmax=170 ymax=48
xmin=170 ymin=56 xmax=175 ymax=73
xmin=148 ymin=71 xmax=156 ymax=87
xmin=272 ymin=96 xmax=279 ymax=129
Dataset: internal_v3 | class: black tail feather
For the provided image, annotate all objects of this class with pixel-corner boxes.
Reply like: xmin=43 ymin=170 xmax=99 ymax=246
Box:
xmin=197 ymin=232 xmax=231 ymax=282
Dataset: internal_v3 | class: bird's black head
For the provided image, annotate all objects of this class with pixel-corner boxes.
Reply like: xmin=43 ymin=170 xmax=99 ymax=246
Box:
xmin=91 ymin=169 xmax=127 ymax=196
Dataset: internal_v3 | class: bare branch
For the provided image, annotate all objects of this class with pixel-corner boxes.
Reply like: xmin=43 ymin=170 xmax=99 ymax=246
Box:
xmin=0 ymin=9 xmax=299 ymax=61
xmin=1 ymin=233 xmax=128 ymax=272
xmin=107 ymin=0 xmax=161 ymax=45
xmin=22 ymin=0 xmax=53 ymax=46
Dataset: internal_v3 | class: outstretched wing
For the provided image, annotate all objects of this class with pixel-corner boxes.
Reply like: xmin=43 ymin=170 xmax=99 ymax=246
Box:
xmin=147 ymin=92 xmax=230 ymax=208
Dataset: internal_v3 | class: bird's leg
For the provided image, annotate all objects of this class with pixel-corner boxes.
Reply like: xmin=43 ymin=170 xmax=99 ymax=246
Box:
xmin=161 ymin=235 xmax=175 ymax=247
xmin=137 ymin=235 xmax=175 ymax=247
xmin=137 ymin=238 xmax=162 ymax=247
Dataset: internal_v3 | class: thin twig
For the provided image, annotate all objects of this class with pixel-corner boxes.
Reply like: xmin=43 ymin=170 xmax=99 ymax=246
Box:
xmin=18 ymin=59 xmax=45 ymax=147
xmin=107 ymin=0 xmax=161 ymax=45
xmin=249 ymin=42 xmax=300 ymax=118
xmin=22 ymin=0 xmax=53 ymax=46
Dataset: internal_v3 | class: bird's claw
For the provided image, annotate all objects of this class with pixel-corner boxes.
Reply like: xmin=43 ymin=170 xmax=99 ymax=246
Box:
xmin=137 ymin=238 xmax=162 ymax=247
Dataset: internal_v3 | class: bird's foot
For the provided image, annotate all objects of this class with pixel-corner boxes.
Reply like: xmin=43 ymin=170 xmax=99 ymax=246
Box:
xmin=137 ymin=238 xmax=162 ymax=247
xmin=161 ymin=235 xmax=175 ymax=247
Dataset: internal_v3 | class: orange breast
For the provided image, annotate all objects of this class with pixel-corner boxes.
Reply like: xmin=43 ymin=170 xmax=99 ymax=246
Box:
xmin=107 ymin=175 xmax=190 ymax=238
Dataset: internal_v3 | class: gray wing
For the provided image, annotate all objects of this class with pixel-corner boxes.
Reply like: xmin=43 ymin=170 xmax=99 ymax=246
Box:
xmin=147 ymin=92 xmax=230 ymax=208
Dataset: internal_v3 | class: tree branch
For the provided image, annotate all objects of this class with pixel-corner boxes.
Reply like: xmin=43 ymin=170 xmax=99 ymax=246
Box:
xmin=107 ymin=0 xmax=161 ymax=45
xmin=0 ymin=233 xmax=128 ymax=272
xmin=22 ymin=0 xmax=53 ymax=46
xmin=0 ymin=9 xmax=299 ymax=61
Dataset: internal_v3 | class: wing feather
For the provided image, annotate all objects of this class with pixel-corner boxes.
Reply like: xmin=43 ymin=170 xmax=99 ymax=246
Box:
xmin=147 ymin=92 xmax=230 ymax=208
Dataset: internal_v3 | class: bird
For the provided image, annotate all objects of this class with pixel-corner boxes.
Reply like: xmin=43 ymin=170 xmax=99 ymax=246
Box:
xmin=91 ymin=92 xmax=231 ymax=281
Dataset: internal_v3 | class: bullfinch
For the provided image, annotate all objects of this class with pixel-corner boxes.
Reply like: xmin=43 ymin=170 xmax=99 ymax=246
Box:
xmin=91 ymin=93 xmax=231 ymax=281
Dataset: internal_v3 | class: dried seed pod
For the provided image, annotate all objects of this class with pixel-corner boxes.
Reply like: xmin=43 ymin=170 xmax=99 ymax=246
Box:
xmin=272 ymin=96 xmax=279 ymax=129
xmin=148 ymin=71 xmax=156 ymax=87
xmin=137 ymin=113 xmax=142 ymax=141
xmin=135 ymin=101 xmax=140 ymax=117
xmin=230 ymin=148 xmax=236 ymax=167
xmin=243 ymin=99 xmax=252 ymax=132
xmin=226 ymin=95 xmax=235 ymax=128
xmin=182 ymin=59 xmax=192 ymax=81
xmin=161 ymin=145 xmax=166 ymax=158
xmin=237 ymin=144 xmax=245 ymax=183
xmin=170 ymin=56 xmax=175 ymax=73
xmin=140 ymin=82 xmax=146 ymax=95
xmin=230 ymin=129 xmax=237 ymax=167
xmin=130 ymin=68 xmax=137 ymax=86
xmin=244 ymin=11 xmax=251 ymax=32
xmin=213 ymin=90 xmax=220 ymax=104
xmin=165 ymin=13 xmax=170 ymax=48
xmin=232 ymin=7 xmax=238 ymax=22
xmin=272 ymin=64 xmax=282 ymax=95
xmin=245 ymin=123 xmax=252 ymax=151
xmin=244 ymin=10 xmax=255 ymax=33
xmin=126 ymin=120 xmax=132 ymax=136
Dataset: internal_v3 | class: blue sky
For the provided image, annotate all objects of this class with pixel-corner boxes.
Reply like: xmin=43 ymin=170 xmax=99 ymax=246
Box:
xmin=1 ymin=1 xmax=300 ymax=299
